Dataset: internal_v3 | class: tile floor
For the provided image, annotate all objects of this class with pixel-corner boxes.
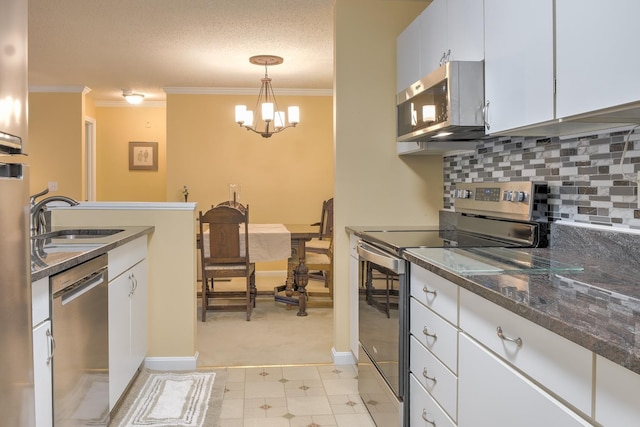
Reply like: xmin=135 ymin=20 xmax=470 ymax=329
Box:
xmin=218 ymin=364 xmax=375 ymax=427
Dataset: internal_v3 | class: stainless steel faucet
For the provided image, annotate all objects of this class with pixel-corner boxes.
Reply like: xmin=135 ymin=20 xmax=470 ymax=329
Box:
xmin=30 ymin=188 xmax=79 ymax=236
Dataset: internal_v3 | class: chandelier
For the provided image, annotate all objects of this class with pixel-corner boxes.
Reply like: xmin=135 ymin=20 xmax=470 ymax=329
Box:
xmin=234 ymin=55 xmax=300 ymax=138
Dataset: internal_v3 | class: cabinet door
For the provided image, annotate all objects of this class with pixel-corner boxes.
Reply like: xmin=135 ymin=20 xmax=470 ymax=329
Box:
xmin=484 ymin=0 xmax=554 ymax=133
xmin=397 ymin=15 xmax=422 ymax=92
xmin=419 ymin=0 xmax=448 ymax=76
xmin=595 ymin=355 xmax=640 ymax=426
xmin=129 ymin=259 xmax=148 ymax=374
xmin=33 ymin=321 xmax=53 ymax=427
xmin=458 ymin=334 xmax=592 ymax=427
xmin=410 ymin=264 xmax=458 ymax=325
xmin=556 ymin=1 xmax=640 ymax=118
xmin=410 ymin=374 xmax=456 ymax=427
xmin=446 ymin=0 xmax=484 ymax=63
xmin=459 ymin=289 xmax=592 ymax=414
xmin=108 ymin=271 xmax=132 ymax=410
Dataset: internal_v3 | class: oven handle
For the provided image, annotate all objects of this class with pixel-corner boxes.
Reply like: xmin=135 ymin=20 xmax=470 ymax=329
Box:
xmin=357 ymin=242 xmax=405 ymax=274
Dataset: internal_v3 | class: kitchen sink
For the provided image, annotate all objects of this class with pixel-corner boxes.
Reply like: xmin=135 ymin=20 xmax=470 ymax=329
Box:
xmin=33 ymin=228 xmax=124 ymax=240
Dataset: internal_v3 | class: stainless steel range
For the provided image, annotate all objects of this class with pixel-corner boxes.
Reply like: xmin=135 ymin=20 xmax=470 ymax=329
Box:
xmin=356 ymin=182 xmax=549 ymax=427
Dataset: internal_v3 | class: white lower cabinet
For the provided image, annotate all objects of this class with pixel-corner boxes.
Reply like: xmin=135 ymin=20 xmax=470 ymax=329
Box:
xmin=458 ymin=334 xmax=592 ymax=427
xmin=459 ymin=288 xmax=592 ymax=414
xmin=32 ymin=320 xmax=53 ymax=427
xmin=595 ymin=355 xmax=640 ymax=426
xmin=108 ymin=237 xmax=148 ymax=410
xmin=32 ymin=276 xmax=52 ymax=427
xmin=410 ymin=374 xmax=455 ymax=427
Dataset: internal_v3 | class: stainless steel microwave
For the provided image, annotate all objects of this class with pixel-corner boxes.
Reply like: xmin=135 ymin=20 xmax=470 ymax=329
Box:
xmin=397 ymin=61 xmax=486 ymax=142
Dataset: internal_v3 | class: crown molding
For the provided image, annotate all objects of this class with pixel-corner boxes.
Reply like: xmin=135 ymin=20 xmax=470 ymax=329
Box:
xmin=162 ymin=87 xmax=333 ymax=96
xmin=94 ymin=100 xmax=167 ymax=108
xmin=29 ymin=85 xmax=91 ymax=94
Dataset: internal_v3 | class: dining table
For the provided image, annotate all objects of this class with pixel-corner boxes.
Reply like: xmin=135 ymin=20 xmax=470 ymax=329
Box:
xmin=198 ymin=223 xmax=319 ymax=316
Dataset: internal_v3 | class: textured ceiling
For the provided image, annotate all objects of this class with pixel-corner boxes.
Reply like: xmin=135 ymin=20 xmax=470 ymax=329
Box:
xmin=28 ymin=0 xmax=335 ymax=103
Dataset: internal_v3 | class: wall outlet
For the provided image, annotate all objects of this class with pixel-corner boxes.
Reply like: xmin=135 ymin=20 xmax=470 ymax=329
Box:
xmin=47 ymin=181 xmax=58 ymax=191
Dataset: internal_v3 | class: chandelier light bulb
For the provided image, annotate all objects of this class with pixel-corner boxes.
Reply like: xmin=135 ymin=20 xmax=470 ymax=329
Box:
xmin=288 ymin=106 xmax=300 ymax=125
xmin=235 ymin=105 xmax=247 ymax=124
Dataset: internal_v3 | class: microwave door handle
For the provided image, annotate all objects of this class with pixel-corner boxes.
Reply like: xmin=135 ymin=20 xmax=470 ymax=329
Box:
xmin=484 ymin=100 xmax=490 ymax=131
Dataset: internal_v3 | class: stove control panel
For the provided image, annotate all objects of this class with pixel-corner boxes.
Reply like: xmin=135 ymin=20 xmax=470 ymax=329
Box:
xmin=453 ymin=182 xmax=548 ymax=221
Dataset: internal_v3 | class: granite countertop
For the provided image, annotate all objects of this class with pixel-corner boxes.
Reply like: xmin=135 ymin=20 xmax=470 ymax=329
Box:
xmin=31 ymin=225 xmax=154 ymax=281
xmin=349 ymin=221 xmax=640 ymax=375
xmin=401 ymin=224 xmax=640 ymax=376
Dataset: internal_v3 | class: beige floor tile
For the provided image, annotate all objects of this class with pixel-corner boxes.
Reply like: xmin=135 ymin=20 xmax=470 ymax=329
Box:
xmin=218 ymin=418 xmax=243 ymax=427
xmin=282 ymin=365 xmax=322 ymax=381
xmin=289 ymin=414 xmax=338 ymax=427
xmin=243 ymin=397 xmax=288 ymax=418
xmin=286 ymin=395 xmax=333 ymax=416
xmin=321 ymin=378 xmax=359 ymax=395
xmin=283 ymin=379 xmax=326 ymax=397
xmin=334 ymin=413 xmax=377 ymax=427
xmin=245 ymin=381 xmax=286 ymax=398
xmin=327 ymin=394 xmax=369 ymax=415
xmin=244 ymin=366 xmax=285 ymax=383
xmin=220 ymin=398 xmax=244 ymax=419
xmin=223 ymin=381 xmax=246 ymax=400
xmin=244 ymin=417 xmax=291 ymax=427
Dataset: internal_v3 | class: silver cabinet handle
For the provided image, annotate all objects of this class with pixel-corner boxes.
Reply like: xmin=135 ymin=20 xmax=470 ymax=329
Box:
xmin=46 ymin=328 xmax=55 ymax=366
xmin=497 ymin=326 xmax=523 ymax=347
xmin=422 ymin=286 xmax=437 ymax=297
xmin=423 ymin=326 xmax=437 ymax=340
xmin=483 ymin=100 xmax=491 ymax=130
xmin=422 ymin=409 xmax=436 ymax=426
xmin=422 ymin=367 xmax=437 ymax=384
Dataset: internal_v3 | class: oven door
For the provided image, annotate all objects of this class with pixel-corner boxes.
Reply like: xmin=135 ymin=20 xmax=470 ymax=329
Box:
xmin=357 ymin=241 xmax=407 ymax=426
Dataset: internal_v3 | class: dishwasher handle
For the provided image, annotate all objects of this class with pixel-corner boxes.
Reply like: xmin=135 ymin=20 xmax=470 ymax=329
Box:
xmin=357 ymin=242 xmax=405 ymax=274
xmin=56 ymin=267 xmax=107 ymax=305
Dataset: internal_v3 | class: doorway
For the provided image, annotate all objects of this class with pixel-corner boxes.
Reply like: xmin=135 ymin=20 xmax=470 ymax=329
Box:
xmin=84 ymin=116 xmax=96 ymax=201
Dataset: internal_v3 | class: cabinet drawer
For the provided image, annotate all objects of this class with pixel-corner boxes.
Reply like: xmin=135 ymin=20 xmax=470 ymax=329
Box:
xmin=409 ymin=374 xmax=456 ymax=427
xmin=410 ymin=335 xmax=457 ymax=421
xmin=410 ymin=264 xmax=458 ymax=325
xmin=410 ymin=297 xmax=458 ymax=373
xmin=459 ymin=288 xmax=592 ymax=415
xmin=108 ymin=236 xmax=146 ymax=280
xmin=32 ymin=276 xmax=49 ymax=326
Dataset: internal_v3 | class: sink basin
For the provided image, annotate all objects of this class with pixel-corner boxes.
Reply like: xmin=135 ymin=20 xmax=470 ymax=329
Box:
xmin=34 ymin=228 xmax=124 ymax=240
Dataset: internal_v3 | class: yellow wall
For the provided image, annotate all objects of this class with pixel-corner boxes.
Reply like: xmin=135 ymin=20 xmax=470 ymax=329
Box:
xmin=166 ymin=93 xmax=334 ymax=224
xmin=334 ymin=0 xmax=439 ymax=354
xmin=28 ymin=92 xmax=84 ymax=199
xmin=95 ymin=106 xmax=167 ymax=201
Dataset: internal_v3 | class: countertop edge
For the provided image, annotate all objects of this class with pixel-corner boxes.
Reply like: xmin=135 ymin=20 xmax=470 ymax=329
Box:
xmin=31 ymin=226 xmax=154 ymax=281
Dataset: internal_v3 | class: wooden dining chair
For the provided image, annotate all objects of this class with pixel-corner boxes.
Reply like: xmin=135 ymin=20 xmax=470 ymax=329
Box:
xmin=215 ymin=200 xmax=246 ymax=213
xmin=199 ymin=204 xmax=256 ymax=321
xmin=305 ymin=238 xmax=333 ymax=306
xmin=306 ymin=197 xmax=333 ymax=255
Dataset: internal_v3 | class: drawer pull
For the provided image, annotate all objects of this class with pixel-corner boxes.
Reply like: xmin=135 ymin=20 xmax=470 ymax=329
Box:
xmin=422 ymin=326 xmax=437 ymax=340
xmin=422 ymin=409 xmax=436 ymax=426
xmin=422 ymin=286 xmax=437 ymax=297
xmin=422 ymin=367 xmax=437 ymax=384
xmin=496 ymin=326 xmax=523 ymax=347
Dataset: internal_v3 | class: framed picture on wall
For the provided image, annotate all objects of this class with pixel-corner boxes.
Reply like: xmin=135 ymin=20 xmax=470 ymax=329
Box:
xmin=129 ymin=141 xmax=158 ymax=171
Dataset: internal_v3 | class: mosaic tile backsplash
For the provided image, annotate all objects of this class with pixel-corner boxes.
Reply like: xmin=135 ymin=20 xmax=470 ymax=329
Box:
xmin=443 ymin=127 xmax=640 ymax=228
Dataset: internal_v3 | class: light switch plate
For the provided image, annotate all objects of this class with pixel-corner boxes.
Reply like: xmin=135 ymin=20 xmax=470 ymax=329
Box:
xmin=47 ymin=181 xmax=58 ymax=191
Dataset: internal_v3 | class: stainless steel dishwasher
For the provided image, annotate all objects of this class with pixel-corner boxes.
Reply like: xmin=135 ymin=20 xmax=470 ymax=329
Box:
xmin=51 ymin=253 xmax=109 ymax=426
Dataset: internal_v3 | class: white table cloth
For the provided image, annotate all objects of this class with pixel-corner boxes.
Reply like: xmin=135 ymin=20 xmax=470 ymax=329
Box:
xmin=202 ymin=223 xmax=291 ymax=262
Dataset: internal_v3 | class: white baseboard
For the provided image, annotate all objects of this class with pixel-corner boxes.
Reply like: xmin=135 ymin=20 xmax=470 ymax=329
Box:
xmin=331 ymin=347 xmax=357 ymax=365
xmin=144 ymin=351 xmax=199 ymax=371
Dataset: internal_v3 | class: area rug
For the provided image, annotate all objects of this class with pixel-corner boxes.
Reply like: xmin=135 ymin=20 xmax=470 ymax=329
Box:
xmin=110 ymin=368 xmax=227 ymax=427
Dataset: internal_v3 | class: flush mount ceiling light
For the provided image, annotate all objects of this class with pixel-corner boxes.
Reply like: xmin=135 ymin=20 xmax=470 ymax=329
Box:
xmin=234 ymin=55 xmax=299 ymax=138
xmin=122 ymin=90 xmax=144 ymax=105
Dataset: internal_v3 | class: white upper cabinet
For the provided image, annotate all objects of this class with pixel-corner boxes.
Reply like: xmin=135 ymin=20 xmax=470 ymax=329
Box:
xmin=397 ymin=15 xmax=422 ymax=92
xmin=419 ymin=0 xmax=448 ymax=76
xmin=556 ymin=0 xmax=640 ymax=118
xmin=397 ymin=0 xmax=483 ymax=93
xmin=484 ymin=0 xmax=555 ymax=134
